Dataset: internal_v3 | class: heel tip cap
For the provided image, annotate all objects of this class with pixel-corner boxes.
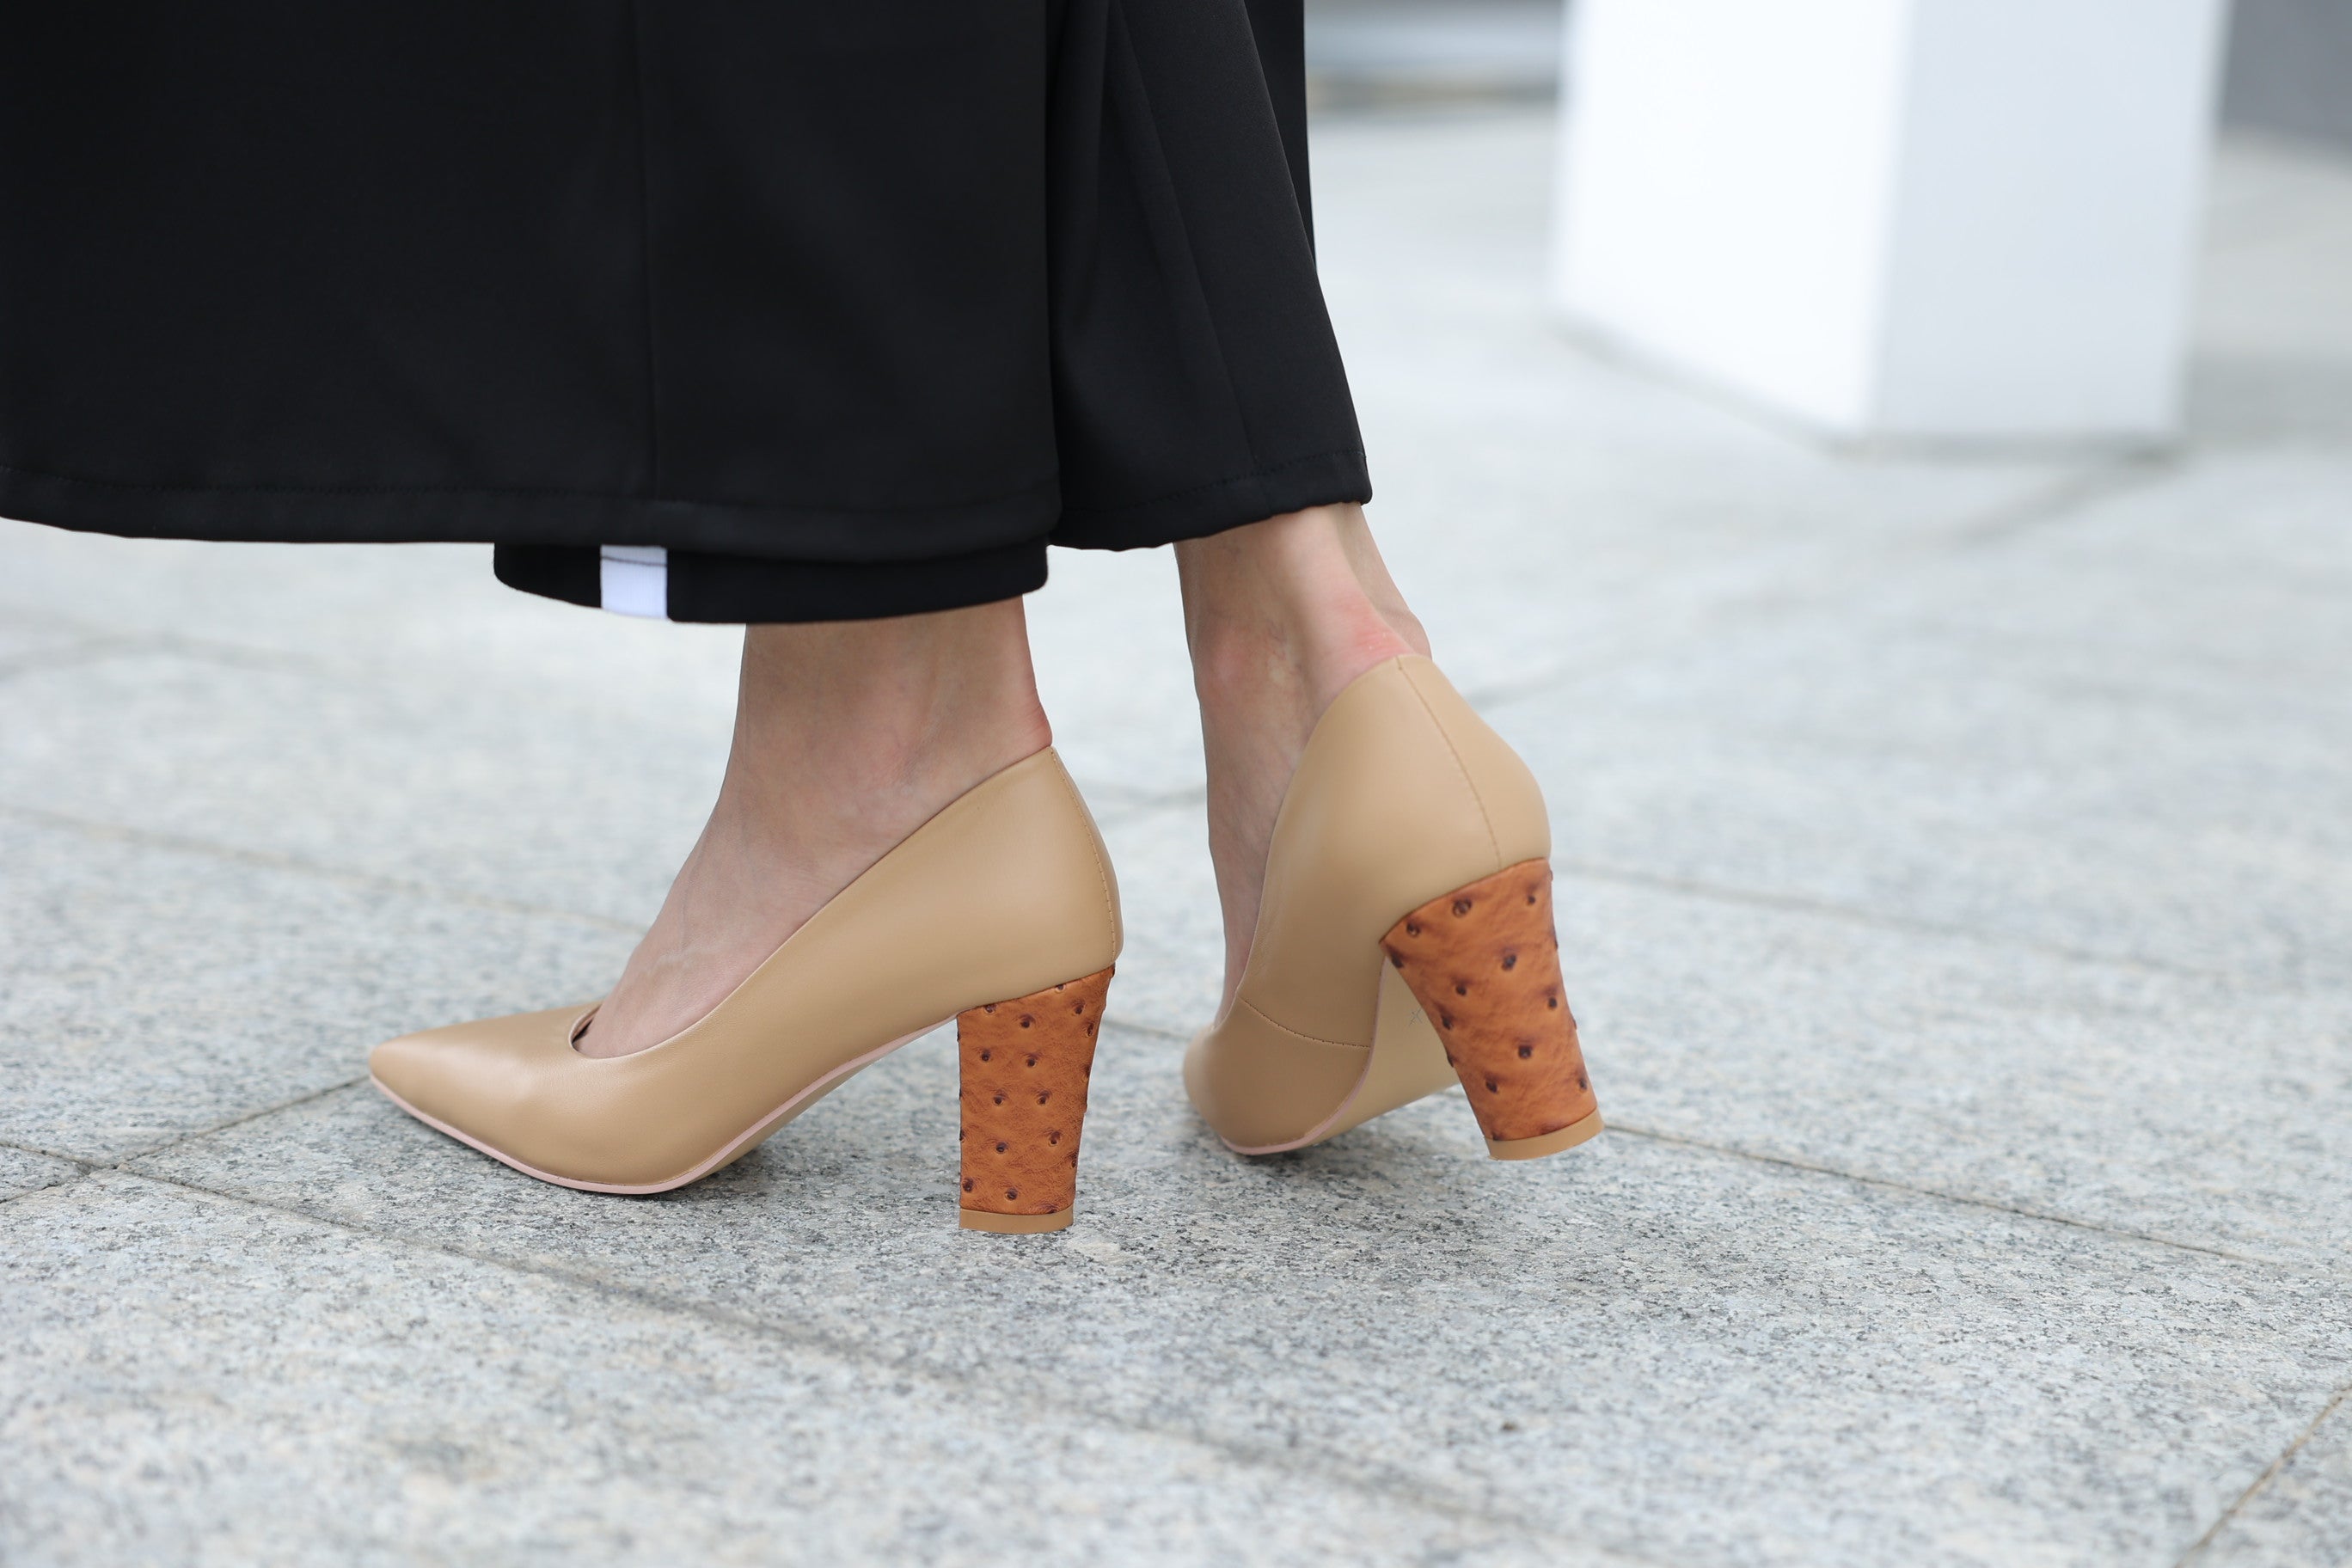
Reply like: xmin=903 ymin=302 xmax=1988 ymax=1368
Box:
xmin=960 ymin=1208 xmax=1074 ymax=1234
xmin=1486 ymin=1111 xmax=1604 ymax=1161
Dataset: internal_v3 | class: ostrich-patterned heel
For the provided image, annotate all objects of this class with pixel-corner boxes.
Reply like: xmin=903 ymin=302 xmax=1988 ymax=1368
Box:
xmin=957 ymin=967 xmax=1114 ymax=1233
xmin=1381 ymin=862 xmax=1601 ymax=1159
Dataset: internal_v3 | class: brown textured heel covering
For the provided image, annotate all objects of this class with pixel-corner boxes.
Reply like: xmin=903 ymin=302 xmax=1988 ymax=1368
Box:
xmin=1380 ymin=861 xmax=1600 ymax=1147
xmin=959 ymin=967 xmax=1112 ymax=1225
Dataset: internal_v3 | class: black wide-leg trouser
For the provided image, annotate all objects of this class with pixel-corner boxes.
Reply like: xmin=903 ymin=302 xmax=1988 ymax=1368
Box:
xmin=0 ymin=1 xmax=1365 ymax=622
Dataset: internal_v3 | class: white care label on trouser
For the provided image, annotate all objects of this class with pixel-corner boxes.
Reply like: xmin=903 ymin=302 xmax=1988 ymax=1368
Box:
xmin=598 ymin=545 xmax=669 ymax=619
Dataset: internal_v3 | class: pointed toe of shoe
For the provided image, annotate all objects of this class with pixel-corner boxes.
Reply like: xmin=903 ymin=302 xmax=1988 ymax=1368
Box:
xmin=366 ymin=1026 xmax=444 ymax=1109
xmin=369 ymin=1004 xmax=590 ymax=1144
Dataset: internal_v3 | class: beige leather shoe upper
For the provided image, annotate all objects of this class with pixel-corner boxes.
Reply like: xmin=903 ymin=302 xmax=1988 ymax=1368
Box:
xmin=1184 ymin=656 xmax=1550 ymax=1151
xmin=371 ymin=748 xmax=1121 ymax=1191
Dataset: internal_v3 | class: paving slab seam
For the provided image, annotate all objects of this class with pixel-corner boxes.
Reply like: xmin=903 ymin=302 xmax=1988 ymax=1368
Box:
xmin=1609 ymin=1122 xmax=2282 ymax=1271
xmin=18 ymin=677 xmax=2292 ymax=1025
xmin=1099 ymin=1013 xmax=1192 ymax=1044
xmin=1850 ymin=618 xmax=2352 ymax=718
xmin=0 ymin=1154 xmax=91 ymax=1207
xmin=0 ymin=624 xmax=360 ymax=687
xmin=2203 ymin=428 xmax=2352 ymax=456
xmin=85 ymin=1166 xmax=1668 ymax=1565
xmin=1545 ymin=855 xmax=2280 ymax=992
xmin=0 ymin=800 xmax=643 ymax=935
xmin=11 ymin=773 xmax=2330 ymax=1277
xmin=148 ymin=624 xmax=645 ymax=690
xmin=0 ymin=1176 xmax=88 ymax=1208
xmin=1052 ymin=779 xmax=2291 ymax=1005
xmin=140 ymin=630 xmax=365 ymax=677
xmin=0 ymin=634 xmax=157 ymax=687
xmin=118 ymin=1084 xmax=2343 ymax=1556
xmin=2174 ymin=1384 xmax=2352 ymax=1566
xmin=0 ymin=597 xmax=428 ymax=683
xmin=1452 ymin=456 xmax=2186 ymax=716
xmin=37 ymin=748 xmax=2283 ymax=1020
xmin=0 ymin=1137 xmax=97 ymax=1171
xmin=1071 ymin=784 xmax=2302 ymax=1035
xmin=72 ymin=1074 xmax=376 ymax=1172
xmin=0 ymin=639 xmax=229 ymax=690
xmin=1934 ymin=452 xmax=2184 ymax=548
xmin=9 ymin=784 xmax=1190 ymax=1121
xmin=3 ymin=1073 xmax=373 ymax=1185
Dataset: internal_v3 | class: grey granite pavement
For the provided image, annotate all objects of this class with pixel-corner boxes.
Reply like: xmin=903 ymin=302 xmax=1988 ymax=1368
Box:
xmin=2196 ymin=1396 xmax=2352 ymax=1568
xmin=0 ymin=813 xmax=632 ymax=1162
xmin=3 ymin=111 xmax=2349 ymax=1565
xmin=103 ymin=1077 xmax=2352 ymax=1567
xmin=0 ymin=1145 xmax=78 ymax=1202
xmin=8 ymin=1173 xmax=1615 ymax=1568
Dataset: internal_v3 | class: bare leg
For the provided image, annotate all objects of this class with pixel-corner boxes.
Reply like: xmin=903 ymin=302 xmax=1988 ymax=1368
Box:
xmin=1176 ymin=503 xmax=1430 ymax=1012
xmin=579 ymin=597 xmax=1050 ymax=1058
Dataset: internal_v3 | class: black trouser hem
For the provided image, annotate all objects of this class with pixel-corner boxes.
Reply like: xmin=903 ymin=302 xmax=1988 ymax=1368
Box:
xmin=489 ymin=445 xmax=1369 ymax=623
xmin=1050 ymin=448 xmax=1371 ymax=551
xmin=0 ymin=460 xmax=1060 ymax=562
xmin=493 ymin=540 xmax=1050 ymax=624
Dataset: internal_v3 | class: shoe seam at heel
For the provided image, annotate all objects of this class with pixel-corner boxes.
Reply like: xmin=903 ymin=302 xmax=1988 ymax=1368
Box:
xmin=1395 ymin=659 xmax=1503 ymax=875
xmin=1047 ymin=756 xmax=1124 ymax=964
xmin=1237 ymin=995 xmax=1372 ymax=1052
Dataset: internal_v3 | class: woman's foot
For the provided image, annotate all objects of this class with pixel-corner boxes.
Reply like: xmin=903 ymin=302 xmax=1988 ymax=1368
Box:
xmin=1176 ymin=503 xmax=1430 ymax=1012
xmin=579 ymin=598 xmax=1051 ymax=1058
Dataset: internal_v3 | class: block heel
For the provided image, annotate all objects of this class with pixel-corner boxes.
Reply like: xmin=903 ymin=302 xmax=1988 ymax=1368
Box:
xmin=1381 ymin=861 xmax=1602 ymax=1160
xmin=957 ymin=966 xmax=1114 ymax=1234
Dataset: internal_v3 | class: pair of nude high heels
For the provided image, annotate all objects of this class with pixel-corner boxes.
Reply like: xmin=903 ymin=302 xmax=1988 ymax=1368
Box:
xmin=370 ymin=656 xmax=1602 ymax=1232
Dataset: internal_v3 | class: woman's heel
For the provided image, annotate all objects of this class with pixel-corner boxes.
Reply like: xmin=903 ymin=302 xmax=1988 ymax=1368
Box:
xmin=1381 ymin=861 xmax=1602 ymax=1160
xmin=957 ymin=967 xmax=1115 ymax=1233
xmin=1185 ymin=654 xmax=1602 ymax=1158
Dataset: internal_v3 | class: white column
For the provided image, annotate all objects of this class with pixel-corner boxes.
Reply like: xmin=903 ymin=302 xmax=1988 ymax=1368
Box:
xmin=1550 ymin=0 xmax=2229 ymax=445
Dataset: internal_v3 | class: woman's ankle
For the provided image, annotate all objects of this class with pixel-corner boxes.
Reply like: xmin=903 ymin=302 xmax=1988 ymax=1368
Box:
xmin=579 ymin=600 xmax=1048 ymax=1058
xmin=1178 ymin=504 xmax=1427 ymax=719
xmin=731 ymin=601 xmax=1049 ymax=805
xmin=1178 ymin=504 xmax=1429 ymax=1009
xmin=708 ymin=603 xmax=1050 ymax=930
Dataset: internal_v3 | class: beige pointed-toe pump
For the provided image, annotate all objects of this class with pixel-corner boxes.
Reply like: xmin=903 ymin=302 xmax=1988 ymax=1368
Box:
xmin=371 ymin=748 xmax=1123 ymax=1233
xmin=1185 ymin=655 xmax=1602 ymax=1160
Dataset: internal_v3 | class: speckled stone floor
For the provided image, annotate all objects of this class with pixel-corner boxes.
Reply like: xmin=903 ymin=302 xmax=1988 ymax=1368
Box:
xmin=3 ymin=112 xmax=2349 ymax=1568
